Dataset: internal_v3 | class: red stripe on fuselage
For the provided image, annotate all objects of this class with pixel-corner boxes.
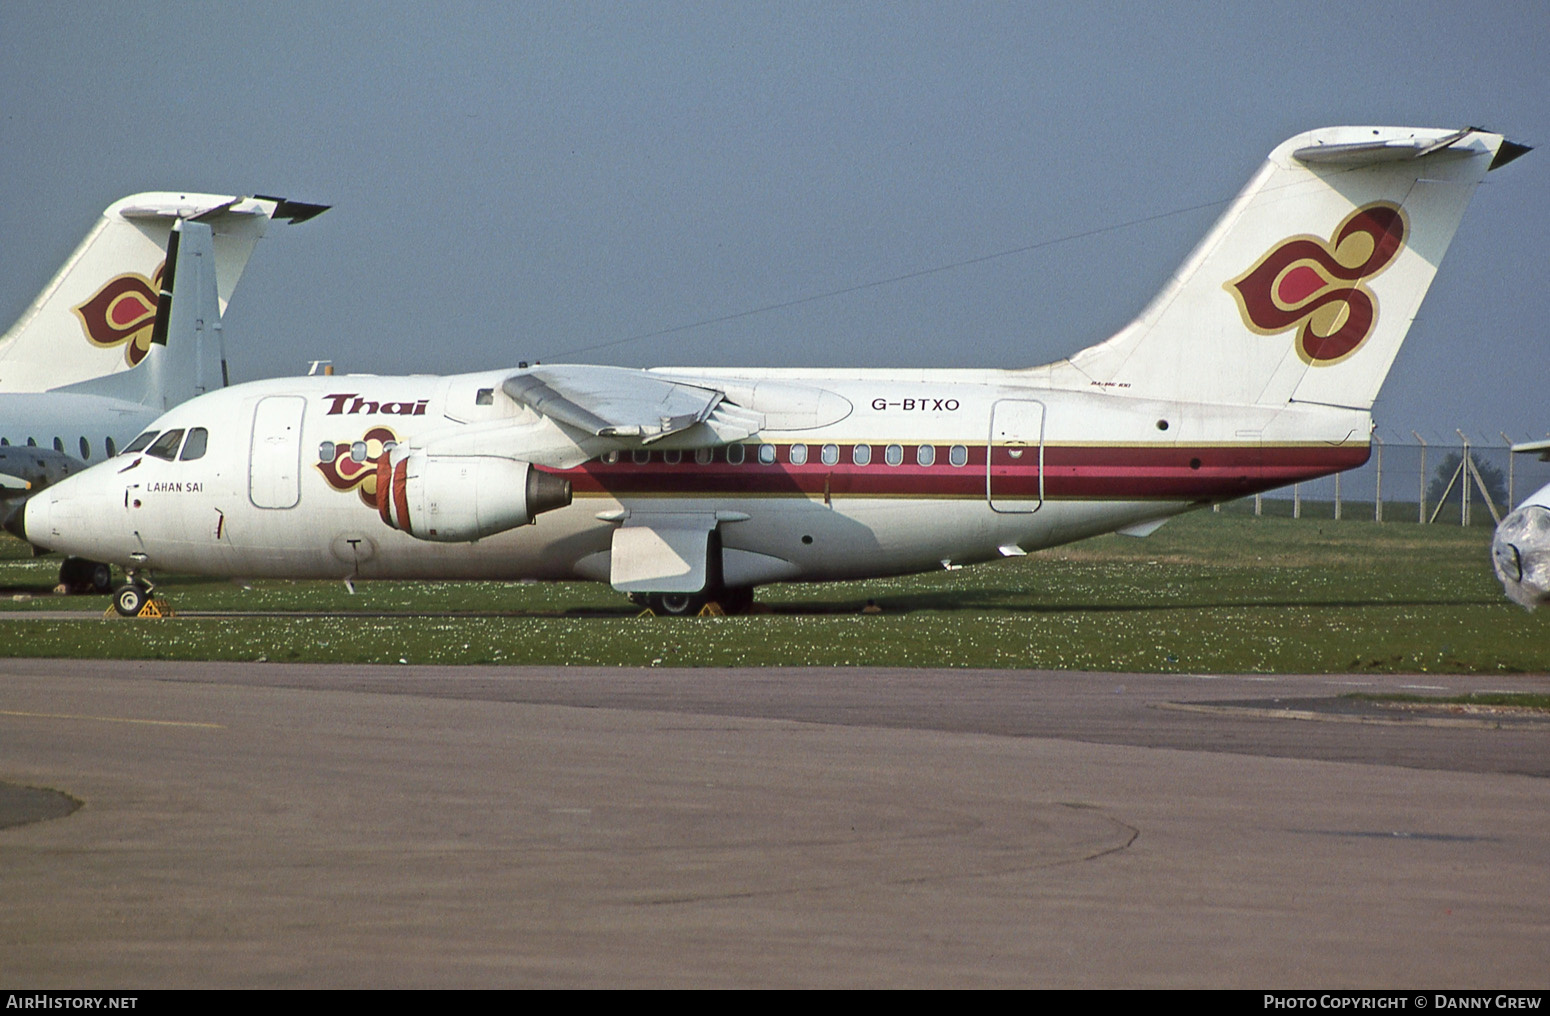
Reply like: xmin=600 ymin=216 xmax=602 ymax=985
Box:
xmin=555 ymin=442 xmax=1370 ymax=501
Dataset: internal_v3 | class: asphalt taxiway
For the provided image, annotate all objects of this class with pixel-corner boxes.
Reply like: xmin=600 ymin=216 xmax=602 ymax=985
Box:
xmin=3 ymin=659 xmax=1548 ymax=987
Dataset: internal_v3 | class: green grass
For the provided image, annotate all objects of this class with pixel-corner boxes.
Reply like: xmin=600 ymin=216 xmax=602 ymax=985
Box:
xmin=1 ymin=510 xmax=1545 ymax=673
xmin=1344 ymin=692 xmax=1550 ymax=710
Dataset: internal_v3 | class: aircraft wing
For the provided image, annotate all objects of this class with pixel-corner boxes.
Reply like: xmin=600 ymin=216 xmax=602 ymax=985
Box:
xmin=502 ymin=366 xmax=763 ymax=446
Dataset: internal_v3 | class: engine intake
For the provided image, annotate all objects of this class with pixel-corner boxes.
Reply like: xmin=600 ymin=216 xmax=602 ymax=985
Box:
xmin=375 ymin=452 xmax=571 ymax=542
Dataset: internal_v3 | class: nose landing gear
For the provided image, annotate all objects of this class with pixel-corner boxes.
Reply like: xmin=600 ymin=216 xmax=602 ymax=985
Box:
xmin=110 ymin=571 xmax=168 ymax=618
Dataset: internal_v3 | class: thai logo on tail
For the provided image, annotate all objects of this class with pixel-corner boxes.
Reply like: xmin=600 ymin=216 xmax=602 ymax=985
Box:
xmin=72 ymin=263 xmax=165 ymax=366
xmin=316 ymin=426 xmax=398 ymax=509
xmin=1226 ymin=203 xmax=1407 ymax=365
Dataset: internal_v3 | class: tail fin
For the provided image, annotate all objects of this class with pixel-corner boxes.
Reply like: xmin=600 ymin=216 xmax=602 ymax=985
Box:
xmin=1059 ymin=127 xmax=1528 ymax=409
xmin=0 ymin=192 xmax=327 ymax=394
xmin=59 ymin=219 xmax=222 ymax=409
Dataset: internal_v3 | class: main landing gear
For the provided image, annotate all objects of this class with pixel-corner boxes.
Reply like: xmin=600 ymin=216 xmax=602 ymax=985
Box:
xmin=57 ymin=557 xmax=113 ymax=595
xmin=640 ymin=587 xmax=755 ymax=616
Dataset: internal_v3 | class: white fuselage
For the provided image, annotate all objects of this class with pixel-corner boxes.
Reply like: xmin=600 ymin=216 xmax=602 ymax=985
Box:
xmin=24 ymin=367 xmax=1369 ymax=587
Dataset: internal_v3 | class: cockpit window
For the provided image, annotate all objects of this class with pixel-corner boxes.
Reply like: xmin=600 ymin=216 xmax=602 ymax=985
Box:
xmin=179 ymin=428 xmax=209 ymax=461
xmin=145 ymin=429 xmax=185 ymax=461
xmin=123 ymin=431 xmax=160 ymax=454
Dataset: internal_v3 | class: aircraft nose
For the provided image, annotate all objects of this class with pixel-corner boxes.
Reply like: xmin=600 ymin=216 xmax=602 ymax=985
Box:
xmin=11 ymin=490 xmax=55 ymax=548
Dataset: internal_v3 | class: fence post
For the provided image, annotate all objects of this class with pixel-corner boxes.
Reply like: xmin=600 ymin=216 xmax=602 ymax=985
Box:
xmin=1293 ymin=483 xmax=1301 ymax=519
xmin=1333 ymin=471 xmax=1342 ymax=520
xmin=1412 ymin=431 xmax=1428 ymax=524
xmin=1502 ymin=431 xmax=1516 ymax=508
xmin=1457 ymin=430 xmax=1471 ymax=528
xmin=1373 ymin=435 xmax=1384 ymax=523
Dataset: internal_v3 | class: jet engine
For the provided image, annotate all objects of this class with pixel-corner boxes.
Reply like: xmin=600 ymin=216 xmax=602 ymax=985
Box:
xmin=1492 ymin=482 xmax=1550 ymax=610
xmin=376 ymin=452 xmax=572 ymax=542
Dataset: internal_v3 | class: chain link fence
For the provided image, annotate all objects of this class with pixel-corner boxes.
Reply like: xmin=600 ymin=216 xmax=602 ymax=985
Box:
xmin=1217 ymin=433 xmax=1550 ymax=527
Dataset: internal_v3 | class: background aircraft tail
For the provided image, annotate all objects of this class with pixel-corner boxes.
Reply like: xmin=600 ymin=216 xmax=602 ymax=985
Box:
xmin=58 ymin=218 xmax=223 ymax=410
xmin=0 ymin=192 xmax=327 ymax=395
xmin=1059 ymin=126 xmax=1528 ymax=410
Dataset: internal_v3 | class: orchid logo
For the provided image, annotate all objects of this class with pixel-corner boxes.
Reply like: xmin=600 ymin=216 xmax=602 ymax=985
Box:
xmin=316 ymin=426 xmax=398 ymax=508
xmin=72 ymin=263 xmax=165 ymax=366
xmin=1226 ymin=203 xmax=1407 ymax=365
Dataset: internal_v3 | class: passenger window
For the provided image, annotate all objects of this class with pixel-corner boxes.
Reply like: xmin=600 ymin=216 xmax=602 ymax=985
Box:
xmin=0 ymin=438 xmax=8 ymax=447
xmin=180 ymin=428 xmax=208 ymax=461
xmin=789 ymin=444 xmax=808 ymax=465
xmin=727 ymin=445 xmax=746 ymax=465
xmin=53 ymin=437 xmax=64 ymax=453
xmin=79 ymin=437 xmax=90 ymax=460
xmin=105 ymin=437 xmax=116 ymax=457
xmin=319 ymin=441 xmax=336 ymax=462
xmin=475 ymin=388 xmax=494 ymax=406
xmin=632 ymin=449 xmax=650 ymax=464
xmin=145 ymin=429 xmax=185 ymax=461
xmin=758 ymin=445 xmax=776 ymax=465
xmin=663 ymin=450 xmax=682 ymax=465
xmin=820 ymin=444 xmax=839 ymax=466
xmin=124 ymin=431 xmax=159 ymax=454
xmin=852 ymin=444 xmax=872 ymax=466
xmin=885 ymin=444 xmax=903 ymax=466
xmin=695 ymin=448 xmax=713 ymax=465
xmin=602 ymin=450 xmax=620 ymax=464
xmin=917 ymin=445 xmax=936 ymax=467
xmin=26 ymin=437 xmax=36 ymax=447
xmin=350 ymin=441 xmax=367 ymax=463
xmin=949 ymin=444 xmax=968 ymax=467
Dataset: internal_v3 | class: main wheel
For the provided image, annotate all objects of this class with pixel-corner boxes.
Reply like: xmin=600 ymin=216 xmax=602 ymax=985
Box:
xmin=648 ymin=592 xmax=707 ymax=616
xmin=86 ymin=561 xmax=113 ymax=594
xmin=58 ymin=558 xmax=114 ymax=595
xmin=112 ymin=583 xmax=149 ymax=618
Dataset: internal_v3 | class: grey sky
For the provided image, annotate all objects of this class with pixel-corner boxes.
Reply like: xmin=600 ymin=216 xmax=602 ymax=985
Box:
xmin=2 ymin=1 xmax=1545 ymax=442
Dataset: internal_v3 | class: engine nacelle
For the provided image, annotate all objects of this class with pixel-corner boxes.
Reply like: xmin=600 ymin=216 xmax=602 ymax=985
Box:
xmin=375 ymin=452 xmax=572 ymax=542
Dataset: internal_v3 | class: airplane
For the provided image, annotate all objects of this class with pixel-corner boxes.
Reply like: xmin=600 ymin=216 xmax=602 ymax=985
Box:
xmin=9 ymin=125 xmax=1530 ymax=617
xmin=0 ymin=192 xmax=326 ymax=590
xmin=1492 ymin=439 xmax=1550 ymax=609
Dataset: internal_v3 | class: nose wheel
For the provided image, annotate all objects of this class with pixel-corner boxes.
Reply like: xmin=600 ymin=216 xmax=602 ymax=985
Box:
xmin=111 ymin=572 xmax=158 ymax=618
xmin=112 ymin=583 xmax=150 ymax=617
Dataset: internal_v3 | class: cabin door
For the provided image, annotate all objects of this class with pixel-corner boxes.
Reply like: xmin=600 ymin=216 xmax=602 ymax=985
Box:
xmin=249 ymin=395 xmax=306 ymax=509
xmin=987 ymin=399 xmax=1044 ymax=513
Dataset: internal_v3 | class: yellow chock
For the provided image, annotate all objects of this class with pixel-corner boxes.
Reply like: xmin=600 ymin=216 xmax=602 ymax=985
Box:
xmin=637 ymin=607 xmax=657 ymax=618
xmin=697 ymin=601 xmax=726 ymax=617
xmin=105 ymin=599 xmax=175 ymax=618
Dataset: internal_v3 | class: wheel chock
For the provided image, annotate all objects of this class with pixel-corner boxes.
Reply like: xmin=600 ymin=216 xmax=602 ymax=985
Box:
xmin=697 ymin=602 xmax=726 ymax=617
xmin=102 ymin=598 xmax=175 ymax=619
xmin=637 ymin=607 xmax=657 ymax=617
xmin=139 ymin=598 xmax=174 ymax=618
